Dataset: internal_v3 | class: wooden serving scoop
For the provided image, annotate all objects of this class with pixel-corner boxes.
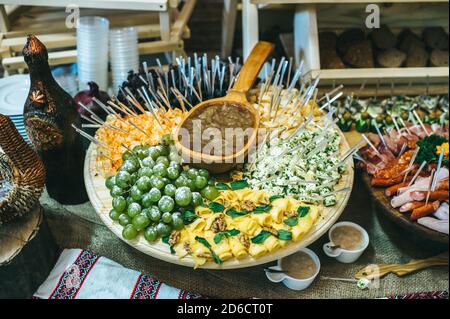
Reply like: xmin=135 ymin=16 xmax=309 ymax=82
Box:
xmin=355 ymin=252 xmax=449 ymax=280
xmin=174 ymin=41 xmax=274 ymax=173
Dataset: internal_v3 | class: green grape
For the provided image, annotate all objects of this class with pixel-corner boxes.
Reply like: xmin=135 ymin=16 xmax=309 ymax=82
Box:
xmin=162 ymin=212 xmax=173 ymax=224
xmin=187 ymin=168 xmax=199 ymax=180
xmin=153 ymin=163 xmax=168 ymax=177
xmin=121 ymin=159 xmax=139 ymax=174
xmin=201 ymin=186 xmax=219 ymax=201
xmin=150 ymin=176 xmax=165 ymax=190
xmin=148 ymin=206 xmax=162 ymax=222
xmin=194 ymin=176 xmax=208 ymax=190
xmin=175 ymin=176 xmax=188 ymax=188
xmin=118 ymin=214 xmax=132 ymax=226
xmin=171 ymin=213 xmax=184 ymax=230
xmin=112 ymin=196 xmax=127 ymax=213
xmin=122 ymin=224 xmax=138 ymax=240
xmin=148 ymin=188 xmax=162 ymax=203
xmin=132 ymin=213 xmax=150 ymax=231
xmin=175 ymin=187 xmax=192 ymax=207
xmin=115 ymin=171 xmax=132 ymax=189
xmin=164 ymin=184 xmax=177 ymax=197
xmin=138 ymin=167 xmax=153 ymax=178
xmin=136 ymin=176 xmax=152 ymax=192
xmin=110 ymin=185 xmax=124 ymax=197
xmin=156 ymin=156 xmax=170 ymax=168
xmin=192 ymin=192 xmax=203 ymax=207
xmin=158 ymin=196 xmax=175 ymax=213
xmin=105 ymin=176 xmax=116 ymax=190
xmin=198 ymin=169 xmax=210 ymax=179
xmin=122 ymin=151 xmax=133 ymax=161
xmin=127 ymin=202 xmax=142 ymax=218
xmin=148 ymin=147 xmax=161 ymax=160
xmin=109 ymin=209 xmax=121 ymax=221
xmin=157 ymin=145 xmax=170 ymax=157
xmin=144 ymin=226 xmax=159 ymax=243
xmin=167 ymin=166 xmax=180 ymax=180
xmin=130 ymin=186 xmax=144 ymax=201
xmin=141 ymin=193 xmax=153 ymax=208
xmin=156 ymin=222 xmax=172 ymax=237
xmin=141 ymin=157 xmax=155 ymax=168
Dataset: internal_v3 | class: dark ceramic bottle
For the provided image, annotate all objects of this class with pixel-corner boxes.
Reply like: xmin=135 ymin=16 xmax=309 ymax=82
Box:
xmin=23 ymin=35 xmax=88 ymax=204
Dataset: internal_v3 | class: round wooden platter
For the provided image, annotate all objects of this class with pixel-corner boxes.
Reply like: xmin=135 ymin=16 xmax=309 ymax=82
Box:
xmin=362 ymin=173 xmax=449 ymax=245
xmin=84 ymin=132 xmax=354 ymax=269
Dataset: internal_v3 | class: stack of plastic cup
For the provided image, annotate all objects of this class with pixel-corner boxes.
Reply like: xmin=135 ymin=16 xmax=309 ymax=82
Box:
xmin=109 ymin=27 xmax=139 ymax=92
xmin=77 ymin=16 xmax=110 ymax=90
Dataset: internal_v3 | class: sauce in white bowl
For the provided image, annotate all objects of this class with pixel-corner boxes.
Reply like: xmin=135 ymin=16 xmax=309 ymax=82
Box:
xmin=265 ymin=248 xmax=321 ymax=291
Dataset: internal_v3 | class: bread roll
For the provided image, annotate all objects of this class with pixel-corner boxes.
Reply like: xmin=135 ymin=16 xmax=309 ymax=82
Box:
xmin=320 ymin=49 xmax=346 ymax=69
xmin=337 ymin=29 xmax=366 ymax=56
xmin=406 ymin=44 xmax=429 ymax=67
xmin=430 ymin=49 xmax=449 ymax=67
xmin=398 ymin=29 xmax=425 ymax=53
xmin=370 ymin=25 xmax=397 ymax=50
xmin=342 ymin=40 xmax=374 ymax=68
xmin=423 ymin=27 xmax=449 ymax=50
xmin=377 ymin=48 xmax=407 ymax=68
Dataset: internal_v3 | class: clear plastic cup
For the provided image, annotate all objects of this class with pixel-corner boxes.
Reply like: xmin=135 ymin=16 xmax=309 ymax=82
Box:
xmin=77 ymin=16 xmax=110 ymax=90
xmin=109 ymin=27 xmax=139 ymax=93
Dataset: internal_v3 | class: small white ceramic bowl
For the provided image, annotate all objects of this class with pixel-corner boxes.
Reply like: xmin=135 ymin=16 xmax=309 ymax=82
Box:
xmin=323 ymin=221 xmax=369 ymax=264
xmin=265 ymin=248 xmax=321 ymax=291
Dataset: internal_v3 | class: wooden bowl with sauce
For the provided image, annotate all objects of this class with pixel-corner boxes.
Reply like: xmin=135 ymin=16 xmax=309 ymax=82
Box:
xmin=174 ymin=42 xmax=274 ymax=174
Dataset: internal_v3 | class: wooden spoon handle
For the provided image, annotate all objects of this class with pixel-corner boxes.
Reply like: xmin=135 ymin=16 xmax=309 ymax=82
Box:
xmin=231 ymin=41 xmax=274 ymax=96
xmin=355 ymin=252 xmax=449 ymax=280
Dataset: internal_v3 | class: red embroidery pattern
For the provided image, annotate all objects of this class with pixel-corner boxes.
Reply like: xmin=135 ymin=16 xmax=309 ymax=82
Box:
xmin=131 ymin=274 xmax=163 ymax=299
xmin=387 ymin=291 xmax=448 ymax=299
xmin=49 ymin=251 xmax=100 ymax=299
xmin=178 ymin=290 xmax=203 ymax=299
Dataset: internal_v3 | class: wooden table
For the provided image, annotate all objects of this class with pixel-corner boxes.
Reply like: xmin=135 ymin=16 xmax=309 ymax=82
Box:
xmin=0 ymin=0 xmax=197 ymax=73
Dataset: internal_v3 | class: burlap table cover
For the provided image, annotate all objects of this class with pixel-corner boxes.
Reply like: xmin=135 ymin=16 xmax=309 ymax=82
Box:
xmin=40 ymin=175 xmax=449 ymax=299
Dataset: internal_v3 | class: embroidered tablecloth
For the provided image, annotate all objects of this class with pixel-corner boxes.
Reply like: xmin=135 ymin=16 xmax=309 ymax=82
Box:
xmin=34 ymin=249 xmax=202 ymax=299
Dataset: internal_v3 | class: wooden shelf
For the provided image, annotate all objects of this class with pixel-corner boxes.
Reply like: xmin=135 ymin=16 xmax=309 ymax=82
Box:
xmin=252 ymin=0 xmax=449 ymax=4
xmin=1 ymin=1 xmax=196 ymax=73
xmin=308 ymin=67 xmax=450 ymax=85
xmin=0 ymin=0 xmax=168 ymax=12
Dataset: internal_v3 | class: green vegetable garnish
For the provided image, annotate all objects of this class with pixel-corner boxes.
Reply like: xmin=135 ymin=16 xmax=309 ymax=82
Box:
xmin=416 ymin=134 xmax=449 ymax=166
xmin=283 ymin=217 xmax=299 ymax=227
xmin=226 ymin=208 xmax=249 ymax=218
xmin=277 ymin=230 xmax=293 ymax=241
xmin=208 ymin=202 xmax=225 ymax=213
xmin=269 ymin=195 xmax=283 ymax=202
xmin=182 ymin=210 xmax=198 ymax=225
xmin=214 ymin=229 xmax=240 ymax=244
xmin=195 ymin=236 xmax=223 ymax=264
xmin=230 ymin=180 xmax=249 ymax=190
xmin=251 ymin=230 xmax=272 ymax=244
xmin=216 ymin=182 xmax=231 ymax=190
xmin=162 ymin=235 xmax=175 ymax=254
xmin=253 ymin=205 xmax=272 ymax=214
xmin=298 ymin=206 xmax=310 ymax=217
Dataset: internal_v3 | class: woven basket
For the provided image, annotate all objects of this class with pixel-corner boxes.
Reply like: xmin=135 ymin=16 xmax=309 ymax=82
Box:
xmin=0 ymin=114 xmax=45 ymax=225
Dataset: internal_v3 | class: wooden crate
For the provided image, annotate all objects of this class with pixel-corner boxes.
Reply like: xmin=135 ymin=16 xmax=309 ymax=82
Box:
xmin=242 ymin=0 xmax=449 ymax=86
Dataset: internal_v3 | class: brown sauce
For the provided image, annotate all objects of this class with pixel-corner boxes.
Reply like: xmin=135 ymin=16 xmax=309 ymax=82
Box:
xmin=180 ymin=103 xmax=254 ymax=157
xmin=281 ymin=251 xmax=317 ymax=280
xmin=331 ymin=225 xmax=364 ymax=251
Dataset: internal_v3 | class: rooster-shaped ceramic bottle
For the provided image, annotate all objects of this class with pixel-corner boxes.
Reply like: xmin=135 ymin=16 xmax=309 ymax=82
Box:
xmin=23 ymin=35 xmax=88 ymax=204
